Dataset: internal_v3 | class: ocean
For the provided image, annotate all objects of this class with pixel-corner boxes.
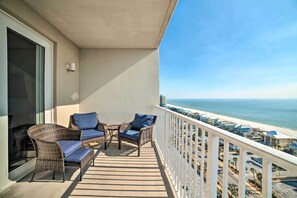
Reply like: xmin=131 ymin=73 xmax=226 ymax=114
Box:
xmin=167 ymin=99 xmax=297 ymax=131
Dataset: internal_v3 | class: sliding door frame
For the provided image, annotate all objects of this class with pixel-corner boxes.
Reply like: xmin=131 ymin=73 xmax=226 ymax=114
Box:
xmin=0 ymin=9 xmax=54 ymax=182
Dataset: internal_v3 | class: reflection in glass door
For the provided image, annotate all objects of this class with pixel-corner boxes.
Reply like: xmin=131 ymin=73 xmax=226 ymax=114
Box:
xmin=7 ymin=29 xmax=45 ymax=172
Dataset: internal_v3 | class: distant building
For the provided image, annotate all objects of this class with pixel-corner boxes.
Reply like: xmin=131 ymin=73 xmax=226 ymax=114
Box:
xmin=207 ymin=117 xmax=218 ymax=125
xmin=217 ymin=121 xmax=236 ymax=132
xmin=214 ymin=119 xmax=225 ymax=126
xmin=262 ymin=131 xmax=293 ymax=148
xmin=235 ymin=125 xmax=253 ymax=137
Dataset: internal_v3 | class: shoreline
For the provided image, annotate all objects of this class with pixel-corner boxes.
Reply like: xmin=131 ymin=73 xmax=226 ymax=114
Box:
xmin=167 ymin=104 xmax=297 ymax=139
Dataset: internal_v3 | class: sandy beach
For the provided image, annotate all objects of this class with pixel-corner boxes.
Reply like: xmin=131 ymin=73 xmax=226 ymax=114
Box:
xmin=167 ymin=104 xmax=297 ymax=139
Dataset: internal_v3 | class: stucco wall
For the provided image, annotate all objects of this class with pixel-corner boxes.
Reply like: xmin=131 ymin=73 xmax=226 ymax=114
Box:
xmin=0 ymin=0 xmax=80 ymax=126
xmin=79 ymin=49 xmax=159 ymax=124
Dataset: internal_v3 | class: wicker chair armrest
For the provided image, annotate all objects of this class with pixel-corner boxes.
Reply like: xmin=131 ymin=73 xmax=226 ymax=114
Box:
xmin=98 ymin=122 xmax=108 ymax=137
xmin=139 ymin=125 xmax=154 ymax=143
xmin=139 ymin=125 xmax=154 ymax=135
xmin=98 ymin=122 xmax=107 ymax=131
xmin=119 ymin=122 xmax=132 ymax=132
xmin=69 ymin=122 xmax=79 ymax=130
xmin=140 ymin=125 xmax=154 ymax=132
xmin=35 ymin=140 xmax=63 ymax=160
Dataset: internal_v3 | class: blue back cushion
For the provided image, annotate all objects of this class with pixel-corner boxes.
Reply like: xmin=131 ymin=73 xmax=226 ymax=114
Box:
xmin=73 ymin=112 xmax=97 ymax=130
xmin=131 ymin=114 xmax=154 ymax=130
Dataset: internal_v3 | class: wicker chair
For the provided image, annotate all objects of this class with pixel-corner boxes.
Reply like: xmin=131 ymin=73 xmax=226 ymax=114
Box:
xmin=69 ymin=113 xmax=108 ymax=149
xmin=118 ymin=114 xmax=157 ymax=156
xmin=27 ymin=124 xmax=94 ymax=182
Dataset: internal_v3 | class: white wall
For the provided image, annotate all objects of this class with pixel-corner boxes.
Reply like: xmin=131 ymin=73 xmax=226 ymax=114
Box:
xmin=80 ymin=49 xmax=159 ymax=124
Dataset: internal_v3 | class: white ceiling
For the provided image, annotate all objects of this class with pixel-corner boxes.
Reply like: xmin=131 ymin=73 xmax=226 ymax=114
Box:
xmin=23 ymin=0 xmax=177 ymax=49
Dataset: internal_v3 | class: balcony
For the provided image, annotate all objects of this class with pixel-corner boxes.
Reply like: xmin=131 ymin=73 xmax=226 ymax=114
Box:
xmin=2 ymin=106 xmax=297 ymax=198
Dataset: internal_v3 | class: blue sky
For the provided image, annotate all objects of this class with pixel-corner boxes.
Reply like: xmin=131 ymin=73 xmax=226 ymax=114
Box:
xmin=160 ymin=0 xmax=297 ymax=99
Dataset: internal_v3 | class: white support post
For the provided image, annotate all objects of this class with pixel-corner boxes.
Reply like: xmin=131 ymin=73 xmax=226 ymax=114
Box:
xmin=200 ymin=130 xmax=206 ymax=198
xmin=188 ymin=124 xmax=193 ymax=197
xmin=172 ymin=116 xmax=176 ymax=185
xmin=165 ymin=113 xmax=168 ymax=168
xmin=176 ymin=118 xmax=181 ymax=192
xmin=184 ymin=122 xmax=189 ymax=198
xmin=193 ymin=126 xmax=199 ymax=198
xmin=174 ymin=116 xmax=178 ymax=188
xmin=222 ymin=141 xmax=229 ymax=198
xmin=206 ymin=133 xmax=219 ymax=198
xmin=168 ymin=114 xmax=172 ymax=177
xmin=172 ymin=116 xmax=176 ymax=184
xmin=238 ymin=149 xmax=247 ymax=198
xmin=262 ymin=159 xmax=272 ymax=198
xmin=179 ymin=119 xmax=184 ymax=198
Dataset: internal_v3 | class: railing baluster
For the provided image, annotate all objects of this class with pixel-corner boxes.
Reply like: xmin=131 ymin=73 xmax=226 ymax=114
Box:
xmin=179 ymin=119 xmax=184 ymax=198
xmin=206 ymin=133 xmax=219 ymax=198
xmin=200 ymin=129 xmax=206 ymax=198
xmin=188 ymin=124 xmax=193 ymax=197
xmin=169 ymin=114 xmax=172 ymax=178
xmin=184 ymin=122 xmax=189 ymax=197
xmin=177 ymin=118 xmax=181 ymax=193
xmin=173 ymin=116 xmax=178 ymax=189
xmin=175 ymin=118 xmax=179 ymax=192
xmin=238 ymin=149 xmax=247 ymax=198
xmin=172 ymin=115 xmax=175 ymax=185
xmin=262 ymin=159 xmax=272 ymax=198
xmin=165 ymin=112 xmax=168 ymax=168
xmin=193 ymin=125 xmax=199 ymax=198
xmin=171 ymin=115 xmax=175 ymax=183
xmin=222 ymin=141 xmax=229 ymax=198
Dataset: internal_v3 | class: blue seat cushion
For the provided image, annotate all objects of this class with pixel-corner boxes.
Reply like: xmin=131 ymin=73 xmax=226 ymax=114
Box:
xmin=57 ymin=140 xmax=81 ymax=158
xmin=131 ymin=114 xmax=154 ymax=130
xmin=119 ymin=129 xmax=139 ymax=142
xmin=73 ymin=112 xmax=97 ymax=130
xmin=64 ymin=148 xmax=93 ymax=164
xmin=82 ymin=129 xmax=104 ymax=141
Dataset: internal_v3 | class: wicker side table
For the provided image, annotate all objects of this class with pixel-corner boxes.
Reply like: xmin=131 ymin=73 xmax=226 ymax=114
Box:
xmin=107 ymin=124 xmax=120 ymax=147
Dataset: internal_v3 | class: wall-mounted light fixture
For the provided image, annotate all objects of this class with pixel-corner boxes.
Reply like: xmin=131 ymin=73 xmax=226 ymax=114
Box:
xmin=66 ymin=63 xmax=76 ymax=72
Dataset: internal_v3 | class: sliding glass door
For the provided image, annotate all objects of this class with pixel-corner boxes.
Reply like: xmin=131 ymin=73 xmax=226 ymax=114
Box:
xmin=7 ymin=29 xmax=45 ymax=172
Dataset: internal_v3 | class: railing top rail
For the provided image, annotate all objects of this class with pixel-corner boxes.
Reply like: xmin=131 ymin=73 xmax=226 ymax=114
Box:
xmin=154 ymin=105 xmax=297 ymax=171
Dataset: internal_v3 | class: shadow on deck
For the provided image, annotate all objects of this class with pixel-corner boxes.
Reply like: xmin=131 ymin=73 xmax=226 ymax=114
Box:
xmin=0 ymin=141 xmax=176 ymax=198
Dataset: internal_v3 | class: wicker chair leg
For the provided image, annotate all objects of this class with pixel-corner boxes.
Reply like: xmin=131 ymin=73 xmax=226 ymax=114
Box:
xmin=80 ymin=168 xmax=82 ymax=181
xmin=30 ymin=172 xmax=36 ymax=182
xmin=93 ymin=159 xmax=95 ymax=166
xmin=138 ymin=144 xmax=141 ymax=157
xmin=118 ymin=139 xmax=121 ymax=150
xmin=151 ymin=140 xmax=153 ymax=147
xmin=104 ymin=139 xmax=107 ymax=150
xmin=62 ymin=172 xmax=65 ymax=183
xmin=52 ymin=171 xmax=55 ymax=180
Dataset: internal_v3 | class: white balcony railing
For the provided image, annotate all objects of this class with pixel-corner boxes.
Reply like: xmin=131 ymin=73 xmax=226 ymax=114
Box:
xmin=154 ymin=105 xmax=297 ymax=198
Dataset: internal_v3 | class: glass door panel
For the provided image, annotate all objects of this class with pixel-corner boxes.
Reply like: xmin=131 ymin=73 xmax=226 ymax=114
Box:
xmin=7 ymin=29 xmax=45 ymax=172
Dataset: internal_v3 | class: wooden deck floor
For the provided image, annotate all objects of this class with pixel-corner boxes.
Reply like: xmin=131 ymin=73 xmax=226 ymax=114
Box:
xmin=0 ymin=141 xmax=175 ymax=198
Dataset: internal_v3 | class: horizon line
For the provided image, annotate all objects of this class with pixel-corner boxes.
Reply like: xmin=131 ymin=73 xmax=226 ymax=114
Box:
xmin=166 ymin=98 xmax=297 ymax=100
